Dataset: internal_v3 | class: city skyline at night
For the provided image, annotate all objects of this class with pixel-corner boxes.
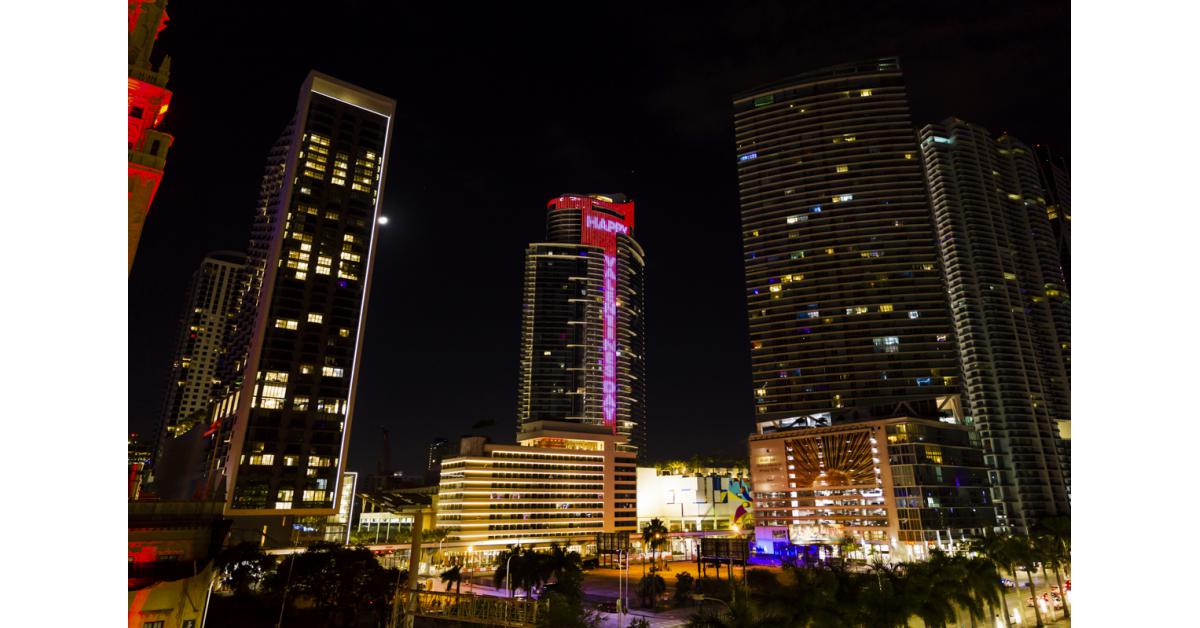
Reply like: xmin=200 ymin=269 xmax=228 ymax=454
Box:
xmin=127 ymin=1 xmax=1071 ymax=477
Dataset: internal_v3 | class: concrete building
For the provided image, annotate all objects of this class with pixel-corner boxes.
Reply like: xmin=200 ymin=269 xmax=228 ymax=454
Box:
xmin=919 ymin=119 xmax=1071 ymax=534
xmin=749 ymin=415 xmax=995 ymax=560
xmin=435 ymin=422 xmax=637 ymax=562
xmin=128 ymin=0 xmax=174 ymax=273
xmin=128 ymin=501 xmax=229 ymax=628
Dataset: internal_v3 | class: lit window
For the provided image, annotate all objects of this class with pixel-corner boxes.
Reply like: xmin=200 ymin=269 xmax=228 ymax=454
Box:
xmin=307 ymin=313 xmax=323 ymax=323
xmin=836 ymin=165 xmax=849 ymax=173
xmin=283 ymin=456 xmax=299 ymax=467
xmin=340 ymin=251 xmax=362 ymax=262
xmin=1046 ymin=289 xmax=1061 ymax=297
xmin=302 ymin=490 xmax=328 ymax=503
xmin=879 ymin=304 xmax=893 ymax=312
xmin=248 ymin=454 xmax=275 ymax=465
xmin=825 ymin=248 xmax=835 ymax=255
xmin=904 ymin=153 xmax=913 ymax=160
xmin=259 ymin=384 xmax=287 ymax=409
xmin=263 ymin=371 xmax=288 ymax=383
xmin=293 ymin=396 xmax=309 ymax=411
xmin=832 ymin=194 xmax=853 ymax=203
xmin=936 ymin=334 xmax=947 ymax=342
xmin=344 ymin=235 xmax=357 ymax=244
xmin=275 ymin=502 xmax=292 ymax=510
xmin=300 ymin=187 xmax=311 ymax=195
xmin=300 ymin=364 xmax=313 ymax=375
xmin=1007 ymin=193 xmax=1021 ymax=201
xmin=331 ymin=177 xmax=346 ymax=186
xmin=316 ymin=265 xmax=331 ymax=275
xmin=338 ymin=328 xmax=350 ymax=338
xmin=277 ymin=489 xmax=294 ymax=501
xmin=322 ymin=366 xmax=344 ymax=378
xmin=860 ymin=89 xmax=872 ymax=97
xmin=908 ymin=311 xmax=920 ymax=319
xmin=846 ymin=306 xmax=869 ymax=315
xmin=308 ymin=456 xmax=332 ymax=468
xmin=786 ymin=214 xmax=807 ymax=224
xmin=275 ymin=319 xmax=298 ymax=330
xmin=769 ymin=285 xmax=782 ymax=293
xmin=873 ymin=336 xmax=900 ymax=353
xmin=738 ymin=152 xmax=758 ymax=162
xmin=1004 ymin=272 xmax=1017 ymax=280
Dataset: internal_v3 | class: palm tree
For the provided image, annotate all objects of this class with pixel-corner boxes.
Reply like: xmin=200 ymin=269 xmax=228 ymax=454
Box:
xmin=904 ymin=559 xmax=961 ymax=628
xmin=836 ymin=534 xmax=860 ymax=566
xmin=969 ymin=532 xmax=1017 ymax=626
xmin=642 ymin=518 xmax=669 ymax=571
xmin=1036 ymin=516 xmax=1071 ymax=618
xmin=856 ymin=561 xmax=910 ymax=628
xmin=440 ymin=563 xmax=462 ymax=595
xmin=1009 ymin=536 xmax=1044 ymax=627
xmin=686 ymin=585 xmax=779 ymax=628
xmin=963 ymin=556 xmax=1004 ymax=628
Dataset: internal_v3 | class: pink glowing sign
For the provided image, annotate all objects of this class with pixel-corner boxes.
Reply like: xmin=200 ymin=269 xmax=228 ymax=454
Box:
xmin=549 ymin=196 xmax=635 ymax=433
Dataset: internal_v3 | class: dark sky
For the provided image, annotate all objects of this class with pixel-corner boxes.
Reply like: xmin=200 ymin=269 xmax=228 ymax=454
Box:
xmin=129 ymin=1 xmax=1070 ymax=477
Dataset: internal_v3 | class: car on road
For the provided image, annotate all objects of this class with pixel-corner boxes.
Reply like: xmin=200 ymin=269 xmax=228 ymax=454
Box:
xmin=1027 ymin=593 xmax=1064 ymax=610
xmin=1000 ymin=577 xmax=1017 ymax=589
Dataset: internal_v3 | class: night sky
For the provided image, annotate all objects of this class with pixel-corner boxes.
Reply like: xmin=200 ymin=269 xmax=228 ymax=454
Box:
xmin=129 ymin=1 xmax=1070 ymax=477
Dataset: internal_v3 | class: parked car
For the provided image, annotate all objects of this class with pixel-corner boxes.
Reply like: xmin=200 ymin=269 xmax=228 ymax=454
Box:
xmin=582 ymin=558 xmax=599 ymax=570
xmin=1027 ymin=594 xmax=1064 ymax=610
xmin=1000 ymin=577 xmax=1017 ymax=589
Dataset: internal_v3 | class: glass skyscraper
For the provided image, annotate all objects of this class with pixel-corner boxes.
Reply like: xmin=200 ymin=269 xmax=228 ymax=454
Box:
xmin=734 ymin=59 xmax=960 ymax=432
xmin=516 ymin=194 xmax=647 ymax=459
xmin=201 ymin=72 xmax=395 ymax=515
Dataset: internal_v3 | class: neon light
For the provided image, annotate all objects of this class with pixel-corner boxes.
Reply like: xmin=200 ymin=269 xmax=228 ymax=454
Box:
xmin=602 ymin=253 xmax=617 ymax=426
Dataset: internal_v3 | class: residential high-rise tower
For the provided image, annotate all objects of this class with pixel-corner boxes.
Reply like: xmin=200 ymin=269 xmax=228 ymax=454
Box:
xmin=152 ymin=252 xmax=247 ymax=469
xmin=734 ymin=59 xmax=960 ymax=432
xmin=516 ymin=194 xmax=647 ymax=459
xmin=128 ymin=0 xmax=174 ymax=273
xmin=201 ymin=72 xmax=395 ymax=516
xmin=1034 ymin=145 xmax=1071 ymax=289
xmin=919 ymin=118 xmax=1071 ymax=534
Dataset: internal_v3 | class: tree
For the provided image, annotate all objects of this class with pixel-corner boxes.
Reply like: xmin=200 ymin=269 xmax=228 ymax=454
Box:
xmin=1034 ymin=533 xmax=1069 ymax=619
xmin=686 ymin=586 xmax=779 ymax=628
xmin=970 ymin=532 xmax=1018 ymax=626
xmin=836 ymin=534 xmax=860 ymax=565
xmin=963 ymin=556 xmax=1004 ymax=628
xmin=641 ymin=518 xmax=669 ymax=570
xmin=1011 ymin=536 xmax=1045 ymax=627
xmin=674 ymin=572 xmax=696 ymax=607
xmin=215 ymin=542 xmax=277 ymax=597
xmin=440 ymin=563 xmax=462 ymax=595
xmin=637 ymin=572 xmax=667 ymax=609
xmin=274 ymin=542 xmax=399 ymax=627
xmin=1035 ymin=515 xmax=1071 ymax=618
xmin=903 ymin=559 xmax=962 ymax=628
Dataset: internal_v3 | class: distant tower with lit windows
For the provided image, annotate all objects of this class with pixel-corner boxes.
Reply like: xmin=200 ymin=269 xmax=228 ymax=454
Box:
xmin=919 ymin=118 xmax=1071 ymax=535
xmin=151 ymin=252 xmax=247 ymax=473
xmin=196 ymin=72 xmax=395 ymax=517
xmin=516 ymin=194 xmax=647 ymax=460
xmin=128 ymin=0 xmax=174 ymax=273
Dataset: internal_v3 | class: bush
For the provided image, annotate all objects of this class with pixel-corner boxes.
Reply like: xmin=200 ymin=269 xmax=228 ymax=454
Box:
xmin=694 ymin=576 xmax=732 ymax=602
xmin=636 ymin=573 xmax=667 ymax=609
xmin=628 ymin=618 xmax=651 ymax=628
xmin=673 ymin=572 xmax=695 ymax=607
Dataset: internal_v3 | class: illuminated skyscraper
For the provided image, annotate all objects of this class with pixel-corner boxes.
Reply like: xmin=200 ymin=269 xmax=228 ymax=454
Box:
xmin=201 ymin=72 xmax=395 ymax=516
xmin=734 ymin=59 xmax=960 ymax=432
xmin=128 ymin=0 xmax=174 ymax=273
xmin=919 ymin=118 xmax=1071 ymax=535
xmin=516 ymin=194 xmax=647 ymax=459
xmin=152 ymin=252 xmax=247 ymax=469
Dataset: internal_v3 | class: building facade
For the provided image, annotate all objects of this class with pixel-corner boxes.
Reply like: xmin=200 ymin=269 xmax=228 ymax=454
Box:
xmin=635 ymin=466 xmax=752 ymax=534
xmin=128 ymin=0 xmax=174 ymax=273
xmin=919 ymin=119 xmax=1071 ymax=534
xmin=750 ymin=417 xmax=995 ymax=560
xmin=201 ymin=72 xmax=395 ymax=516
xmin=435 ymin=422 xmax=638 ymax=557
xmin=516 ymin=194 xmax=647 ymax=459
xmin=1034 ymin=144 xmax=1071 ymax=289
xmin=734 ymin=59 xmax=960 ymax=431
xmin=153 ymin=252 xmax=247 ymax=470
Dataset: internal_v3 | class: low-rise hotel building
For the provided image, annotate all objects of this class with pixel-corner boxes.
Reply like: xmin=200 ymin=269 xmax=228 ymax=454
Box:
xmin=435 ymin=421 xmax=637 ymax=560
